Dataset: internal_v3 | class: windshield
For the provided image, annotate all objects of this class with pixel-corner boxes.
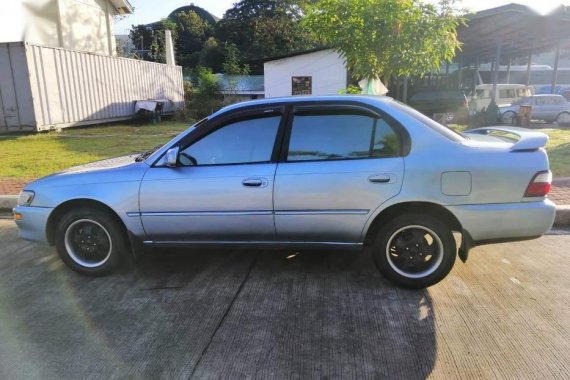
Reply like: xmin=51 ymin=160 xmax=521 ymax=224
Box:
xmin=135 ymin=118 xmax=208 ymax=162
xmin=390 ymin=100 xmax=466 ymax=142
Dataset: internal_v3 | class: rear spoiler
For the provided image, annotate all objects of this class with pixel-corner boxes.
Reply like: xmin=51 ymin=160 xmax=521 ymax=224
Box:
xmin=464 ymin=126 xmax=549 ymax=151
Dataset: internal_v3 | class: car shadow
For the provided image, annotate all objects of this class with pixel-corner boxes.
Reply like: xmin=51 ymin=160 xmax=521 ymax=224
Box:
xmin=2 ymin=243 xmax=437 ymax=379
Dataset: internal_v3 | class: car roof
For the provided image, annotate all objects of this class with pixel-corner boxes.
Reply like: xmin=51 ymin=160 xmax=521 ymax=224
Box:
xmin=476 ymin=84 xmax=530 ymax=89
xmin=214 ymin=95 xmax=395 ymax=115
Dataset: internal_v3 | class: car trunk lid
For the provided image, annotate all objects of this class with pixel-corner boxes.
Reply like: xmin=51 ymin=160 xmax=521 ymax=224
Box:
xmin=463 ymin=126 xmax=548 ymax=151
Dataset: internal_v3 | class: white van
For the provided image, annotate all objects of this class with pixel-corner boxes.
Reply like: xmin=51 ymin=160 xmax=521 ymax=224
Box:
xmin=470 ymin=84 xmax=534 ymax=112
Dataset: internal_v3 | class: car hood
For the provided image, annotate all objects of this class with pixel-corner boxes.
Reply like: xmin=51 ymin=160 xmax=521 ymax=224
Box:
xmin=25 ymin=155 xmax=149 ymax=190
xmin=58 ymin=155 xmax=139 ymax=174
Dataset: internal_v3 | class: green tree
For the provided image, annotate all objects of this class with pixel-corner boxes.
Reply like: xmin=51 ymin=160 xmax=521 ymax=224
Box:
xmin=222 ymin=42 xmax=251 ymax=97
xmin=222 ymin=43 xmax=250 ymax=76
xmin=189 ymin=66 xmax=223 ymax=118
xmin=303 ymin=0 xmax=464 ymax=84
xmin=129 ymin=19 xmax=177 ymax=63
xmin=174 ymin=10 xmax=214 ymax=67
xmin=198 ymin=37 xmax=226 ymax=73
xmin=216 ymin=0 xmax=318 ymax=72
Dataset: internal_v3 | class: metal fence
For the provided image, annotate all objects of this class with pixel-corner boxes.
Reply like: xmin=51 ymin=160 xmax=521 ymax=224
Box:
xmin=0 ymin=42 xmax=184 ymax=132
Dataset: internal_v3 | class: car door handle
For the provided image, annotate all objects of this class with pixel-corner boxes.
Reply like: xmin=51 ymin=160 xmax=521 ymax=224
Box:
xmin=368 ymin=174 xmax=392 ymax=183
xmin=242 ymin=178 xmax=267 ymax=187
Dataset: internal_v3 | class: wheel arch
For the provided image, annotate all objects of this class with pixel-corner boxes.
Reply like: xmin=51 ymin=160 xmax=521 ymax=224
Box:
xmin=46 ymin=198 xmax=130 ymax=250
xmin=556 ymin=111 xmax=570 ymax=124
xmin=363 ymin=201 xmax=462 ymax=246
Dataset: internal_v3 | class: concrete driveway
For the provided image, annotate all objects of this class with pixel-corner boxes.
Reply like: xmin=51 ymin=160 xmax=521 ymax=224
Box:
xmin=0 ymin=218 xmax=569 ymax=380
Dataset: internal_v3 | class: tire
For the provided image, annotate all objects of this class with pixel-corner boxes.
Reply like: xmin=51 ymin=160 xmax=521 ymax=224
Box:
xmin=55 ymin=208 xmax=127 ymax=275
xmin=501 ymin=111 xmax=517 ymax=126
xmin=371 ymin=214 xmax=456 ymax=289
xmin=556 ymin=112 xmax=570 ymax=126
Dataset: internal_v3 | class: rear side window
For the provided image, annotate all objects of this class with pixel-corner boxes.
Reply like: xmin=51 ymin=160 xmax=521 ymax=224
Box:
xmin=499 ymin=89 xmax=516 ymax=98
xmin=287 ymin=113 xmax=400 ymax=161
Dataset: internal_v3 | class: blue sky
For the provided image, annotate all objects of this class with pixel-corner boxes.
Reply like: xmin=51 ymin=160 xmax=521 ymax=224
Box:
xmin=115 ymin=0 xmax=570 ymax=35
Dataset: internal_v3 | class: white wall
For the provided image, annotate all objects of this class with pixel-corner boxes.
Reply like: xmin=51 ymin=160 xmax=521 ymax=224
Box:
xmin=264 ymin=49 xmax=347 ymax=98
xmin=0 ymin=0 xmax=120 ymax=56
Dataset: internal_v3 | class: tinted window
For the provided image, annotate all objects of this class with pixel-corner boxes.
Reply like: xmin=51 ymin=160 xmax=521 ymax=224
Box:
xmin=476 ymin=89 xmax=490 ymax=98
xmin=499 ymin=89 xmax=516 ymax=98
xmin=372 ymin=119 xmax=401 ymax=157
xmin=287 ymin=113 xmax=400 ymax=161
xmin=181 ymin=116 xmax=280 ymax=166
xmin=391 ymin=100 xmax=465 ymax=143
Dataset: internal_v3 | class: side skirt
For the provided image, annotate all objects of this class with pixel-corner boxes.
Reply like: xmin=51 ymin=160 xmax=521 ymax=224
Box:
xmin=144 ymin=240 xmax=364 ymax=251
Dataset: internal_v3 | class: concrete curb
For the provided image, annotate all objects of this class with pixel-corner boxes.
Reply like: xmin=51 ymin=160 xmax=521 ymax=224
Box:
xmin=554 ymin=205 xmax=570 ymax=227
xmin=1 ymin=194 xmax=569 ymax=227
xmin=0 ymin=195 xmax=17 ymax=212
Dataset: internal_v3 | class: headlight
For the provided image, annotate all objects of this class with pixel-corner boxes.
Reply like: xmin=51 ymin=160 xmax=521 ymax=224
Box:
xmin=18 ymin=190 xmax=35 ymax=206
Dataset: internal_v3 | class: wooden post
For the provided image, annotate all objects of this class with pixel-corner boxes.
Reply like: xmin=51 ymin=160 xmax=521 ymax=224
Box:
xmin=526 ymin=50 xmax=532 ymax=86
xmin=473 ymin=58 xmax=479 ymax=89
xmin=551 ymin=47 xmax=560 ymax=94
xmin=506 ymin=57 xmax=511 ymax=84
xmin=491 ymin=40 xmax=502 ymax=104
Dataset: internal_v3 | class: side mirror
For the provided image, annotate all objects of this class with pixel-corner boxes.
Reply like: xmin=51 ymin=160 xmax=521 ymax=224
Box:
xmin=165 ymin=147 xmax=179 ymax=167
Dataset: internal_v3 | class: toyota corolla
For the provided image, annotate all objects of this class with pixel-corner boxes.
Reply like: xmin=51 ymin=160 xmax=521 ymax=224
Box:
xmin=13 ymin=96 xmax=556 ymax=288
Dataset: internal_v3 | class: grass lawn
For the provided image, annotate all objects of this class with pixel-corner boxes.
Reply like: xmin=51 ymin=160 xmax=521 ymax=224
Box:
xmin=0 ymin=120 xmax=189 ymax=179
xmin=0 ymin=120 xmax=568 ymax=180
xmin=542 ymin=128 xmax=570 ymax=178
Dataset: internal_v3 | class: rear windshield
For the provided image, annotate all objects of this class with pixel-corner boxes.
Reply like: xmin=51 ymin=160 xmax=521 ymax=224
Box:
xmin=390 ymin=100 xmax=465 ymax=143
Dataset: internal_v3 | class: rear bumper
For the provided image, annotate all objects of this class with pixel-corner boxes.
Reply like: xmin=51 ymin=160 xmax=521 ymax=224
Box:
xmin=447 ymin=200 xmax=556 ymax=242
xmin=13 ymin=206 xmax=53 ymax=244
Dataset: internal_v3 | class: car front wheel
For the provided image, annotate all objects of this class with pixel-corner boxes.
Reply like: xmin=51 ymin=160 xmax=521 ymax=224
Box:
xmin=371 ymin=214 xmax=456 ymax=289
xmin=55 ymin=208 xmax=126 ymax=275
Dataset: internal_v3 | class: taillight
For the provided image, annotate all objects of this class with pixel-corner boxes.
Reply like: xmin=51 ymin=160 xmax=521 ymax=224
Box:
xmin=524 ymin=170 xmax=552 ymax=197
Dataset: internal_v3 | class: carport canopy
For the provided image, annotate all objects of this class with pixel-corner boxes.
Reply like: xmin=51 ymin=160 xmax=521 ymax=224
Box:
xmin=457 ymin=3 xmax=570 ymax=62
xmin=455 ymin=3 xmax=570 ymax=97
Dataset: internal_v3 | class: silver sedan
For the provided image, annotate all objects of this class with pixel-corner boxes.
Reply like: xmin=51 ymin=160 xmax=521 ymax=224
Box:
xmin=13 ymin=96 xmax=556 ymax=288
xmin=500 ymin=94 xmax=570 ymax=125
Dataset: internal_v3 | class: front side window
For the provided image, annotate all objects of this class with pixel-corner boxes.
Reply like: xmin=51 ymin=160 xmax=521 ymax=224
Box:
xmin=180 ymin=116 xmax=280 ymax=166
xmin=287 ymin=113 xmax=400 ymax=162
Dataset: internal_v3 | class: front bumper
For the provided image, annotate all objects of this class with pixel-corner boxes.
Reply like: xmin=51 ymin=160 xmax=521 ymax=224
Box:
xmin=13 ymin=206 xmax=53 ymax=244
xmin=447 ymin=199 xmax=556 ymax=242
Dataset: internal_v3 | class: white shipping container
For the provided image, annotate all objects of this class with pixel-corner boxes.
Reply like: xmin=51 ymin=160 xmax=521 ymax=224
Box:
xmin=0 ymin=42 xmax=184 ymax=132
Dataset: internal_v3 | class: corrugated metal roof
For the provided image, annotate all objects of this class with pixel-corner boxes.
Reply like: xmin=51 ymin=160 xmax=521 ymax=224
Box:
xmin=457 ymin=4 xmax=570 ymax=62
xmin=109 ymin=0 xmax=134 ymax=14
xmin=215 ymin=75 xmax=265 ymax=94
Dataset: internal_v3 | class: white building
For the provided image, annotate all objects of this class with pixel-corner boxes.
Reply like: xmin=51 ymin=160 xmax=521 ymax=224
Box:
xmin=264 ymin=48 xmax=348 ymax=98
xmin=1 ymin=0 xmax=132 ymax=56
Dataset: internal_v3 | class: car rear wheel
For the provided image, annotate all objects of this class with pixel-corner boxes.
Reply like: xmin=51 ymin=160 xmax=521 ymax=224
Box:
xmin=371 ymin=214 xmax=456 ymax=289
xmin=556 ymin=112 xmax=570 ymax=126
xmin=501 ymin=111 xmax=517 ymax=126
xmin=55 ymin=208 xmax=126 ymax=275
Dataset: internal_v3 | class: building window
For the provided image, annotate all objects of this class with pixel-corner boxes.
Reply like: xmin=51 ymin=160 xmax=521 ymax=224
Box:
xmin=292 ymin=76 xmax=312 ymax=95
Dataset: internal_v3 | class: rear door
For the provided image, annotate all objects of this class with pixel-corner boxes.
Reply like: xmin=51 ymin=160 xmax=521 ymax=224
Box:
xmin=273 ymin=103 xmax=406 ymax=243
xmin=531 ymin=96 xmax=549 ymax=120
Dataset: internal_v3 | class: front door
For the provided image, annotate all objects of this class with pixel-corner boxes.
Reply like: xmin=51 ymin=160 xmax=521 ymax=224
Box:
xmin=273 ymin=105 xmax=405 ymax=243
xmin=139 ymin=111 xmax=283 ymax=242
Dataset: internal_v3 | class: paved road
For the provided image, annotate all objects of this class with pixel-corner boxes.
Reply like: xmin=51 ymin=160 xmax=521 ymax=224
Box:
xmin=0 ymin=219 xmax=569 ymax=380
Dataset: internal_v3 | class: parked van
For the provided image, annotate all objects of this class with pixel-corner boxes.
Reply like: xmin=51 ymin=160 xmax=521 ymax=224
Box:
xmin=470 ymin=84 xmax=534 ymax=112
